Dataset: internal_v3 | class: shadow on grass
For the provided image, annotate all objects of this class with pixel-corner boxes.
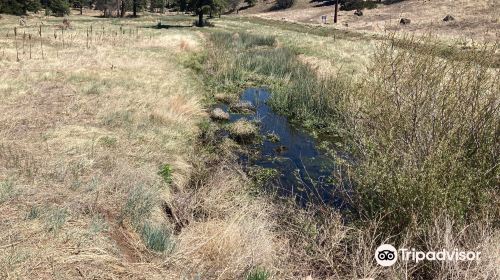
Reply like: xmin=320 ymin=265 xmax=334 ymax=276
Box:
xmin=309 ymin=0 xmax=335 ymax=8
xmin=238 ymin=5 xmax=254 ymax=12
xmin=148 ymin=22 xmax=194 ymax=29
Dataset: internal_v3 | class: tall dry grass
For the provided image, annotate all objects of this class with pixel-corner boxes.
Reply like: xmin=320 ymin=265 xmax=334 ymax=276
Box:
xmin=0 ymin=13 xmax=290 ymax=280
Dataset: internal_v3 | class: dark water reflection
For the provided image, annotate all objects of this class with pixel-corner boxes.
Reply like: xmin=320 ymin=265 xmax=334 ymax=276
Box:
xmin=218 ymin=88 xmax=348 ymax=207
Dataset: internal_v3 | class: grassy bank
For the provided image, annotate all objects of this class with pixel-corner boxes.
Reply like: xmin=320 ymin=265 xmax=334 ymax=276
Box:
xmin=0 ymin=13 xmax=281 ymax=279
xmin=223 ymin=17 xmax=500 ymax=68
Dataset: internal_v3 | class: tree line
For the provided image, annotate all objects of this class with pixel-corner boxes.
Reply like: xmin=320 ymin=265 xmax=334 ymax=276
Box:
xmin=0 ymin=0 xmax=257 ymax=25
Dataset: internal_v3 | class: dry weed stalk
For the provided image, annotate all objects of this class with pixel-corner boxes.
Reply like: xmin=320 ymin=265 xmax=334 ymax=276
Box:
xmin=13 ymin=27 xmax=18 ymax=61
xmin=39 ymin=25 xmax=44 ymax=59
xmin=28 ymin=34 xmax=32 ymax=59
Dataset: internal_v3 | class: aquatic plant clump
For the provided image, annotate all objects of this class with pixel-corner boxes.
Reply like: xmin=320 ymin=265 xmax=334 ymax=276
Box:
xmin=229 ymin=119 xmax=259 ymax=141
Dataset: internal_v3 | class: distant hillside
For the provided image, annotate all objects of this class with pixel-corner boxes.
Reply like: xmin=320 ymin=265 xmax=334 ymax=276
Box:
xmin=235 ymin=0 xmax=499 ymax=42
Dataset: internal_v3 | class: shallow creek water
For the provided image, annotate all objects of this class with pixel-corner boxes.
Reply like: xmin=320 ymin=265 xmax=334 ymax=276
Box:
xmin=217 ymin=88 xmax=346 ymax=207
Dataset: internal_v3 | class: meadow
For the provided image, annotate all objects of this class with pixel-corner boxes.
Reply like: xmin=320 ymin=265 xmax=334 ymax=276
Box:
xmin=0 ymin=10 xmax=499 ymax=280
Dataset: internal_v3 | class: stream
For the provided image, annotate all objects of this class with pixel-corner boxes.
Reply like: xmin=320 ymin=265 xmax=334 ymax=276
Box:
xmin=217 ymin=88 xmax=347 ymax=207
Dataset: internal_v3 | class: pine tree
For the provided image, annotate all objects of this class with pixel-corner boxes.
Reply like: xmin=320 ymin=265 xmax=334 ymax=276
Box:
xmin=48 ymin=0 xmax=70 ymax=16
xmin=0 ymin=0 xmax=41 ymax=15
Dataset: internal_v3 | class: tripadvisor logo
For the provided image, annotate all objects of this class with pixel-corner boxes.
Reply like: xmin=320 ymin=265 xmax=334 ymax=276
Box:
xmin=375 ymin=244 xmax=481 ymax=267
xmin=375 ymin=244 xmax=398 ymax=266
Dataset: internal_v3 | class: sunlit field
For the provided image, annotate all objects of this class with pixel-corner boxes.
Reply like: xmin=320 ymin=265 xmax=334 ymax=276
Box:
xmin=1 ymin=7 xmax=499 ymax=280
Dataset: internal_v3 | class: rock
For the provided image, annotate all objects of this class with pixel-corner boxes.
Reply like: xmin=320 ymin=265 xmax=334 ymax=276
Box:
xmin=354 ymin=9 xmax=363 ymax=16
xmin=210 ymin=108 xmax=229 ymax=121
xmin=400 ymin=18 xmax=411 ymax=25
xmin=443 ymin=15 xmax=455 ymax=22
xmin=230 ymin=100 xmax=255 ymax=113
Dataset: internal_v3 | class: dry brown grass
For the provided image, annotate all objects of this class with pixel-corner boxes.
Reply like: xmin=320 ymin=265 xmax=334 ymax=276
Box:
xmin=166 ymin=166 xmax=281 ymax=279
xmin=0 ymin=12 xmax=240 ymax=279
xmin=229 ymin=119 xmax=259 ymax=141
xmin=0 ymin=12 xmax=288 ymax=279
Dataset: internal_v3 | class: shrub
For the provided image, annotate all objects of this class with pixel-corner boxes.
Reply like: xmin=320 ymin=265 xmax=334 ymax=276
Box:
xmin=351 ymin=36 xmax=499 ymax=233
xmin=276 ymin=0 xmax=294 ymax=9
xmin=245 ymin=0 xmax=256 ymax=7
xmin=341 ymin=0 xmax=378 ymax=11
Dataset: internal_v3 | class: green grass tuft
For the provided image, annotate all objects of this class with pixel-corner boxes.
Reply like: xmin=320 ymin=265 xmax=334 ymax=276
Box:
xmin=45 ymin=208 xmax=68 ymax=233
xmin=141 ymin=223 xmax=172 ymax=252
xmin=121 ymin=185 xmax=156 ymax=226
xmin=246 ymin=267 xmax=270 ymax=280
xmin=26 ymin=206 xmax=40 ymax=220
xmin=0 ymin=180 xmax=16 ymax=203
